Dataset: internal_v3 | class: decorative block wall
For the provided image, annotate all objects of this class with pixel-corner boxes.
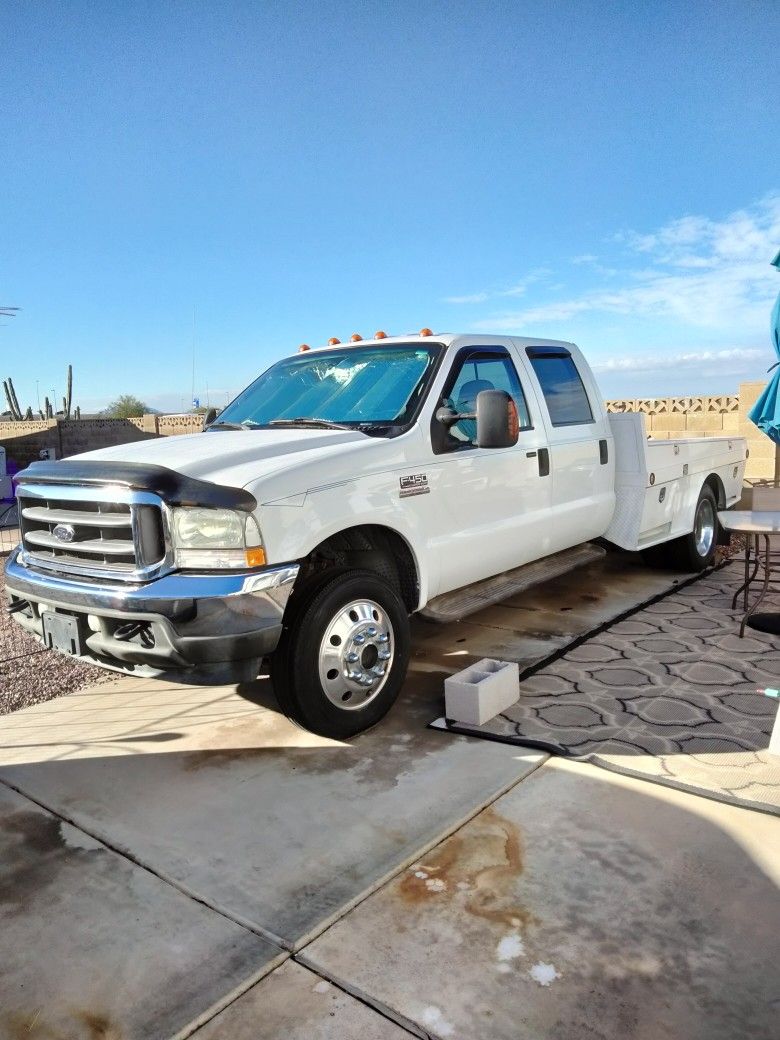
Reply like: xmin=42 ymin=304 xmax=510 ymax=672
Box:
xmin=606 ymin=382 xmax=774 ymax=481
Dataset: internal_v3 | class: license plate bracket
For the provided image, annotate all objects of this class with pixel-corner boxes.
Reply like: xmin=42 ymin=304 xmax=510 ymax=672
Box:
xmin=41 ymin=611 xmax=85 ymax=656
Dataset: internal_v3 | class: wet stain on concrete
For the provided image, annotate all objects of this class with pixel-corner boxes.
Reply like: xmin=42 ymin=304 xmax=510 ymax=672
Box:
xmin=0 ymin=810 xmax=106 ymax=919
xmin=0 ymin=811 xmax=68 ymax=916
xmin=76 ymin=1010 xmax=123 ymax=1039
xmin=2 ymin=1009 xmax=122 ymax=1040
xmin=398 ymin=807 xmax=534 ymax=930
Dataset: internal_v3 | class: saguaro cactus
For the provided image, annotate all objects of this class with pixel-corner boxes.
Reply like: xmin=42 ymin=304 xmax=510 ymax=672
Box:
xmin=64 ymin=364 xmax=73 ymax=419
xmin=2 ymin=365 xmax=78 ymax=421
xmin=3 ymin=378 xmax=22 ymax=420
xmin=8 ymin=377 xmax=22 ymax=420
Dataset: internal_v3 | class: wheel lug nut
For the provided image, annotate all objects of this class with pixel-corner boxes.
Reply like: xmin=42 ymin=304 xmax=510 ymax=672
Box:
xmin=346 ymin=652 xmax=359 ymax=663
xmin=354 ymin=634 xmax=366 ymax=645
xmin=377 ymin=633 xmax=389 ymax=643
xmin=378 ymin=649 xmax=391 ymax=660
xmin=366 ymin=625 xmax=377 ymax=636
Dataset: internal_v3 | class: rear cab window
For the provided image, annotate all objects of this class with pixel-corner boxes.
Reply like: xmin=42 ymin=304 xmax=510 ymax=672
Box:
xmin=526 ymin=346 xmax=594 ymax=427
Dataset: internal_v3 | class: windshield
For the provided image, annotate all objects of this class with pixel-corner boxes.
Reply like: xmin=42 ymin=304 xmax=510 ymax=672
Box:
xmin=214 ymin=343 xmax=442 ymax=431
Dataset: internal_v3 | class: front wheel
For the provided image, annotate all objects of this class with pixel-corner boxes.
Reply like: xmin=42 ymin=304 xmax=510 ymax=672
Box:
xmin=269 ymin=569 xmax=410 ymax=738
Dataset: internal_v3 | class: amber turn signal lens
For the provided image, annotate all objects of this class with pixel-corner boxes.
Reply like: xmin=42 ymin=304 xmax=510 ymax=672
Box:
xmin=245 ymin=547 xmax=267 ymax=568
xmin=507 ymin=399 xmax=520 ymax=440
xmin=328 ymin=337 xmax=341 ymax=345
xmin=298 ymin=343 xmax=310 ymax=352
xmin=350 ymin=333 xmax=362 ymax=342
xmin=419 ymin=327 xmax=433 ymax=336
xmin=374 ymin=330 xmax=387 ymax=339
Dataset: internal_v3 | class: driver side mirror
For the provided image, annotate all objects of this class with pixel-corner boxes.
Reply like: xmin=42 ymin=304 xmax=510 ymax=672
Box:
xmin=475 ymin=390 xmax=519 ymax=449
xmin=203 ymin=407 xmax=218 ymax=429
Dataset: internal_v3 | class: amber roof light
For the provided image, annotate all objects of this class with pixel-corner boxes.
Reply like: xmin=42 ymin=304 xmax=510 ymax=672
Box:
xmin=350 ymin=333 xmax=362 ymax=342
xmin=298 ymin=343 xmax=311 ymax=352
xmin=374 ymin=330 xmax=388 ymax=339
xmin=419 ymin=327 xmax=433 ymax=337
xmin=328 ymin=337 xmax=341 ymax=345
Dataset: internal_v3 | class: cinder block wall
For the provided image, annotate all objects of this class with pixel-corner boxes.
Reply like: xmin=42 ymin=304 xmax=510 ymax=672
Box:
xmin=606 ymin=382 xmax=775 ymax=482
xmin=0 ymin=414 xmax=201 ymax=474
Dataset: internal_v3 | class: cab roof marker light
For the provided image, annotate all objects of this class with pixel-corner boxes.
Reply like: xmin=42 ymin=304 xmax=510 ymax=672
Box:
xmin=350 ymin=333 xmax=362 ymax=342
xmin=374 ymin=330 xmax=388 ymax=339
xmin=298 ymin=344 xmax=311 ymax=352
xmin=419 ymin=327 xmax=433 ymax=337
xmin=328 ymin=337 xmax=341 ymax=345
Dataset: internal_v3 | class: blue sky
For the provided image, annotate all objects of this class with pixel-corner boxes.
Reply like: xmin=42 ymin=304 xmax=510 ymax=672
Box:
xmin=1 ymin=0 xmax=779 ymax=414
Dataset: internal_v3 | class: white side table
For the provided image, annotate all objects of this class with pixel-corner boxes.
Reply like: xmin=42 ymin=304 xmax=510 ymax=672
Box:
xmin=718 ymin=510 xmax=780 ymax=636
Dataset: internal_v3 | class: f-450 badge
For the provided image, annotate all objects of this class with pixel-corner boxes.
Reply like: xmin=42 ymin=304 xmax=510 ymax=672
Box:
xmin=399 ymin=473 xmax=429 ymax=498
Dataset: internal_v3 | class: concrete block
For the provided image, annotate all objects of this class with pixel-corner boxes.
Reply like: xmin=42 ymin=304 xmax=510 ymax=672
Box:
xmin=445 ymin=658 xmax=519 ymax=725
xmin=723 ymin=412 xmax=740 ymax=433
xmin=746 ymin=457 xmax=775 ymax=481
xmin=687 ymin=413 xmax=723 ymax=432
xmin=739 ymin=381 xmax=768 ymax=419
xmin=650 ymin=413 xmax=687 ymax=433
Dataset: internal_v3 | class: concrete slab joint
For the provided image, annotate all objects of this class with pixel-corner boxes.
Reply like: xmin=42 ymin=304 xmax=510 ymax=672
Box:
xmin=445 ymin=658 xmax=519 ymax=726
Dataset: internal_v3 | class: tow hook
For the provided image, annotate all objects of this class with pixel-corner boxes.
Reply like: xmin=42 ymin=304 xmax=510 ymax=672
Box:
xmin=114 ymin=621 xmax=156 ymax=648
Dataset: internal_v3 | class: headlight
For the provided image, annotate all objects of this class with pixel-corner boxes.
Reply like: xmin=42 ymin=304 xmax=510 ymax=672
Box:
xmin=170 ymin=508 xmax=266 ymax=569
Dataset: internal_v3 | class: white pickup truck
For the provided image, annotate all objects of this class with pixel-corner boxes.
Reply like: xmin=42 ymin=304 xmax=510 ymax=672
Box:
xmin=5 ymin=332 xmax=746 ymax=736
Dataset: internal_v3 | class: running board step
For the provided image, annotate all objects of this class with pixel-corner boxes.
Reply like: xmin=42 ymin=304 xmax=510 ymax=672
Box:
xmin=420 ymin=542 xmax=606 ymax=623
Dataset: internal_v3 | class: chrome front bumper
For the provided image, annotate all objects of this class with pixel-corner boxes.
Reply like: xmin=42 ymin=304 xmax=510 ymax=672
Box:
xmin=4 ymin=547 xmax=299 ymax=682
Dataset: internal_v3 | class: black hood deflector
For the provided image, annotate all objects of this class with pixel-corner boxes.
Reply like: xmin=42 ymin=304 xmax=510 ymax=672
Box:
xmin=15 ymin=459 xmax=256 ymax=511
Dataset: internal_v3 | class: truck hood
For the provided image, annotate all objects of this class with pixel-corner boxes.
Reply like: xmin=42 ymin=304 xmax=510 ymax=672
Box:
xmin=75 ymin=428 xmax=373 ymax=501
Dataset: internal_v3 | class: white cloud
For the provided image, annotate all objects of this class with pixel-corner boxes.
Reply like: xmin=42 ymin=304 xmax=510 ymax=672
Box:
xmin=591 ymin=347 xmax=767 ymax=375
xmin=473 ymin=194 xmax=780 ymax=338
xmin=443 ymin=292 xmax=490 ymax=305
xmin=443 ymin=267 xmax=551 ymax=305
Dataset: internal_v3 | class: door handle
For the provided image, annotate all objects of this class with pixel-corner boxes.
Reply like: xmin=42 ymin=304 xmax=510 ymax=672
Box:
xmin=599 ymin=439 xmax=609 ymax=465
xmin=526 ymin=451 xmax=537 ymax=458
xmin=538 ymin=447 xmax=550 ymax=477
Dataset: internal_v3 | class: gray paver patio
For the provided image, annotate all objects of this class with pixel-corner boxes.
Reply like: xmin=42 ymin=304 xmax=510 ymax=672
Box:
xmin=434 ymin=563 xmax=780 ymax=813
xmin=300 ymin=758 xmax=780 ymax=1040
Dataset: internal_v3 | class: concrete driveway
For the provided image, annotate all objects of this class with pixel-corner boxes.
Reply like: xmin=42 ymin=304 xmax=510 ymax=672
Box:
xmin=2 ymin=552 xmax=777 ymax=1039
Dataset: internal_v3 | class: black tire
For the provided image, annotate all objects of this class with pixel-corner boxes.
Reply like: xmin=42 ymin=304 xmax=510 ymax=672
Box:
xmin=269 ymin=569 xmax=411 ymax=738
xmin=643 ymin=485 xmax=719 ymax=573
xmin=639 ymin=543 xmax=669 ymax=569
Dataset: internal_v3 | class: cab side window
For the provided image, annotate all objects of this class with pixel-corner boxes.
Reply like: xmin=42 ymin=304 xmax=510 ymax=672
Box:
xmin=434 ymin=349 xmax=532 ymax=451
xmin=526 ymin=347 xmax=594 ymax=426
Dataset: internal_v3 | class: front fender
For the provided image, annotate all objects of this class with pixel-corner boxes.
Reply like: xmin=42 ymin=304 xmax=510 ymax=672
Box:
xmin=257 ymin=477 xmax=436 ymax=609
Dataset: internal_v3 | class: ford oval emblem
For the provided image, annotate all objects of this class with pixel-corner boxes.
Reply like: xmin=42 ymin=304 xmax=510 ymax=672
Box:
xmin=52 ymin=523 xmax=76 ymax=543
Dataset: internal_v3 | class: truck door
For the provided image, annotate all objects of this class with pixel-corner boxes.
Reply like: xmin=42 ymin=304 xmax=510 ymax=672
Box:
xmin=522 ymin=344 xmax=615 ymax=551
xmin=428 ymin=345 xmax=553 ymax=595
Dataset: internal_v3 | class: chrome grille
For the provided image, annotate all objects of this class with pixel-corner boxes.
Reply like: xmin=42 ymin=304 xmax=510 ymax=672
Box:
xmin=16 ymin=482 xmax=168 ymax=581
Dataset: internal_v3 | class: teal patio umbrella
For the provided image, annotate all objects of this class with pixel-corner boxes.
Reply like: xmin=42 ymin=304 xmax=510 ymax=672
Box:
xmin=748 ymin=249 xmax=780 ymax=445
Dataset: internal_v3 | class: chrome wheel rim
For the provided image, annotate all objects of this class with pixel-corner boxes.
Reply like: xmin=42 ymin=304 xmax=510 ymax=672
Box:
xmin=318 ymin=599 xmax=394 ymax=710
xmin=695 ymin=498 xmax=716 ymax=557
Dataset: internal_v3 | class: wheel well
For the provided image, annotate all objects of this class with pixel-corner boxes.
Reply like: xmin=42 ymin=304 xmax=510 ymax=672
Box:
xmin=703 ymin=473 xmax=726 ymax=509
xmin=297 ymin=525 xmax=419 ymax=612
